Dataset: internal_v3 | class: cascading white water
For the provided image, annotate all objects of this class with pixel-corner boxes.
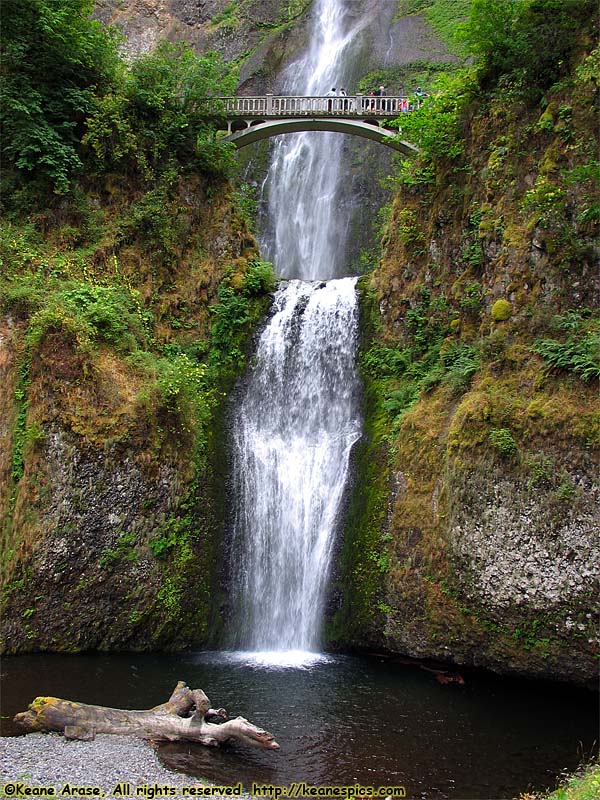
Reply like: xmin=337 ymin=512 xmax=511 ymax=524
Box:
xmin=261 ymin=0 xmax=367 ymax=280
xmin=231 ymin=279 xmax=361 ymax=653
xmin=230 ymin=0 xmax=365 ymax=658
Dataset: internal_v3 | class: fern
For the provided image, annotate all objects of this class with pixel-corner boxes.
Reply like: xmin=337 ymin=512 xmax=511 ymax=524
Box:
xmin=533 ymin=332 xmax=600 ymax=382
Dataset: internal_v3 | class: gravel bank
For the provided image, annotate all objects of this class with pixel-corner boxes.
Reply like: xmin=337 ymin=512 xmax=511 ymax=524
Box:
xmin=0 ymin=734 xmax=241 ymax=797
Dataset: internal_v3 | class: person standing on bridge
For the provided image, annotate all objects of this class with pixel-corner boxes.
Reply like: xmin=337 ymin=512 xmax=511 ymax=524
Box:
xmin=326 ymin=88 xmax=336 ymax=112
xmin=379 ymin=85 xmax=388 ymax=112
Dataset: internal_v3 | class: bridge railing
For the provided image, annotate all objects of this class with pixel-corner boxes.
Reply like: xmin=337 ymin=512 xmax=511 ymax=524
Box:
xmin=220 ymin=95 xmax=417 ymax=117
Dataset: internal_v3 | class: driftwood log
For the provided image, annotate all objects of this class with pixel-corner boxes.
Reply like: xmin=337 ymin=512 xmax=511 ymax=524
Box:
xmin=14 ymin=680 xmax=280 ymax=750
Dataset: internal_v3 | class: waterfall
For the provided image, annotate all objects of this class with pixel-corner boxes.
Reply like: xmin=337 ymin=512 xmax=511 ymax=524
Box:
xmin=261 ymin=0 xmax=367 ymax=280
xmin=230 ymin=0 xmax=364 ymax=658
xmin=231 ymin=280 xmax=361 ymax=653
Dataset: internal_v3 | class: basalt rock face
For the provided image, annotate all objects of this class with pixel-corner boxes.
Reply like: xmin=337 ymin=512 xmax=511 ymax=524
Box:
xmin=0 ymin=175 xmax=269 ymax=654
xmin=94 ymin=0 xmax=460 ymax=93
xmin=331 ymin=40 xmax=600 ymax=685
xmin=94 ymin=0 xmax=313 ymax=93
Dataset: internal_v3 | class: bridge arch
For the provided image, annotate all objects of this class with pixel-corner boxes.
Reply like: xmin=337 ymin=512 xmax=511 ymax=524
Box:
xmin=223 ymin=118 xmax=418 ymax=154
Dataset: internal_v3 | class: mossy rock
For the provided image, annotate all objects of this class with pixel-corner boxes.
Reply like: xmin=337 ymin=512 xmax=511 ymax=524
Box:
xmin=491 ymin=299 xmax=513 ymax=322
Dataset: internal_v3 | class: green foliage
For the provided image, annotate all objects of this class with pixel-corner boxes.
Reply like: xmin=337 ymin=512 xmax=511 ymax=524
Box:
xmin=118 ymin=178 xmax=189 ymax=264
xmin=395 ymin=73 xmax=468 ymax=161
xmin=459 ymin=282 xmax=483 ymax=314
xmin=489 ymin=427 xmax=518 ymax=457
xmin=563 ymin=161 xmax=600 ymax=227
xmin=521 ymin=177 xmax=566 ymax=229
xmin=22 ymin=281 xmax=149 ymax=354
xmin=210 ymin=2 xmax=240 ymax=30
xmin=234 ymin=183 xmax=259 ymax=232
xmin=396 ymin=0 xmax=430 ymax=13
xmin=208 ymin=286 xmax=251 ymax=366
xmin=405 ymin=288 xmax=451 ymax=354
xmin=440 ymin=341 xmax=479 ymax=395
xmin=524 ymin=453 xmax=554 ymax=489
xmin=242 ymin=259 xmax=277 ymax=296
xmin=533 ymin=334 xmax=600 ymax=383
xmin=358 ymin=60 xmax=457 ymax=98
xmin=392 ymin=71 xmax=473 ymax=184
xmin=0 ymin=223 xmax=45 ymax=277
xmin=461 ymin=241 xmax=484 ymax=268
xmin=0 ymin=0 xmax=120 ymax=193
xmin=362 ymin=344 xmax=412 ymax=378
xmin=540 ymin=761 xmax=600 ymax=800
xmin=11 ymin=359 xmax=33 ymax=488
xmin=84 ymin=41 xmax=237 ymax=180
xmin=396 ymin=208 xmax=425 ymax=250
xmin=395 ymin=0 xmax=471 ymax=55
xmin=458 ymin=0 xmax=596 ymax=101
xmin=362 ymin=290 xmax=479 ymax=425
xmin=1 ymin=0 xmax=238 ymax=194
xmin=149 ymin=515 xmax=190 ymax=559
xmin=424 ymin=0 xmax=471 ymax=55
xmin=99 ymin=531 xmax=138 ymax=569
xmin=383 ymin=385 xmax=419 ymax=417
xmin=207 ymin=262 xmax=274 ymax=373
xmin=532 ymin=312 xmax=600 ymax=382
xmin=157 ymin=354 xmax=209 ymax=418
xmin=575 ymin=45 xmax=600 ymax=84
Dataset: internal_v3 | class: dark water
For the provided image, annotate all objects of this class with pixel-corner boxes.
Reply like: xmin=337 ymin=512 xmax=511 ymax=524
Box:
xmin=1 ymin=651 xmax=597 ymax=799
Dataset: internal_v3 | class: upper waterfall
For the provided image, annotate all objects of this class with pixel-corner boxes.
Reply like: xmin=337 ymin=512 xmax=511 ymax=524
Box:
xmin=261 ymin=0 xmax=367 ymax=281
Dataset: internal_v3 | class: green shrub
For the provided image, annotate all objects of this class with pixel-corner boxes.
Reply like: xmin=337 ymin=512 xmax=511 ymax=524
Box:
xmin=489 ymin=427 xmax=518 ymax=458
xmin=242 ymin=260 xmax=276 ymax=296
xmin=383 ymin=386 xmax=419 ymax=418
xmin=459 ymin=282 xmax=483 ymax=314
xmin=458 ymin=0 xmax=595 ymax=101
xmin=361 ymin=344 xmax=412 ymax=379
xmin=524 ymin=453 xmax=554 ymax=489
xmin=157 ymin=354 xmax=209 ymax=418
xmin=532 ymin=312 xmax=600 ymax=382
xmin=208 ymin=286 xmax=251 ymax=368
xmin=393 ymin=71 xmax=471 ymax=176
xmin=0 ymin=272 xmax=47 ymax=316
xmin=84 ymin=42 xmax=237 ymax=180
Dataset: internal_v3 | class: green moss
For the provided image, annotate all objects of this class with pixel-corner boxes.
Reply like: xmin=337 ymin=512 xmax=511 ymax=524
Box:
xmin=491 ymin=299 xmax=513 ymax=321
xmin=98 ymin=531 xmax=138 ymax=569
xmin=327 ymin=282 xmax=392 ymax=645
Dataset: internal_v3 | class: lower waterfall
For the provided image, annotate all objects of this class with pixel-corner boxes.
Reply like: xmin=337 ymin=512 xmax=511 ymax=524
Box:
xmin=230 ymin=278 xmax=361 ymax=655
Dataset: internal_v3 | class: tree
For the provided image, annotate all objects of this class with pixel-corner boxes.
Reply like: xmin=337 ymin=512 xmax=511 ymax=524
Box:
xmin=0 ymin=0 xmax=120 ymax=193
xmin=83 ymin=42 xmax=238 ymax=179
xmin=459 ymin=0 xmax=597 ymax=99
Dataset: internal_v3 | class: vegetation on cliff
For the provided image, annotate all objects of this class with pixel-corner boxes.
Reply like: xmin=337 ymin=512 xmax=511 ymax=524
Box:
xmin=520 ymin=760 xmax=600 ymax=800
xmin=334 ymin=0 xmax=599 ymax=684
xmin=0 ymin=0 xmax=274 ymax=652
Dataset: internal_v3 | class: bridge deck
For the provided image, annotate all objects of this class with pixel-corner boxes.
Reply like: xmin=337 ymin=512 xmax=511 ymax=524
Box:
xmin=220 ymin=94 xmax=416 ymax=118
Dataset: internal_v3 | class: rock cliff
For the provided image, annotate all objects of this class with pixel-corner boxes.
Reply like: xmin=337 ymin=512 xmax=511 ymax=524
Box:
xmin=330 ymin=24 xmax=599 ymax=685
xmin=1 ymin=173 xmax=272 ymax=653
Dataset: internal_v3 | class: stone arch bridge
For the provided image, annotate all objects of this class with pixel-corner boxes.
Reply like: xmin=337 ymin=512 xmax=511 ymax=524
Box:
xmin=211 ymin=95 xmax=419 ymax=154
